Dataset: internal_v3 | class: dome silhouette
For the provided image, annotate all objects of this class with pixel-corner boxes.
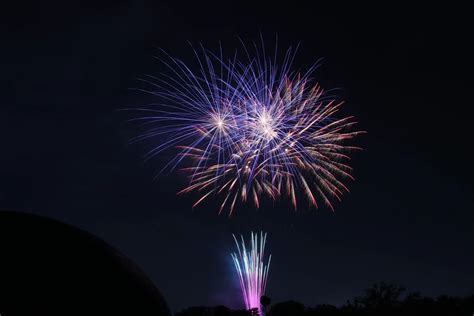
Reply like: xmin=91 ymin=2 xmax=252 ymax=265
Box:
xmin=0 ymin=211 xmax=172 ymax=316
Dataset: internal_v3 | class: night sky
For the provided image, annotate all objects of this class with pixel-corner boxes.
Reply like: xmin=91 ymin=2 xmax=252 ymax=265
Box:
xmin=1 ymin=1 xmax=473 ymax=312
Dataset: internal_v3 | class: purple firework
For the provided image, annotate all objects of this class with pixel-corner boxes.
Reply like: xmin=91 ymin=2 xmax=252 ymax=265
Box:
xmin=130 ymin=41 xmax=363 ymax=213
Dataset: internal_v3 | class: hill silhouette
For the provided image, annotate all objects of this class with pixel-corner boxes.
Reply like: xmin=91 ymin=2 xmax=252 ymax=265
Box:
xmin=0 ymin=211 xmax=172 ymax=316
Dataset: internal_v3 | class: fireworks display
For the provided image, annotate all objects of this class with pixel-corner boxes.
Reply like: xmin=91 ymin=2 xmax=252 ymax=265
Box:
xmin=131 ymin=42 xmax=363 ymax=213
xmin=231 ymin=232 xmax=271 ymax=314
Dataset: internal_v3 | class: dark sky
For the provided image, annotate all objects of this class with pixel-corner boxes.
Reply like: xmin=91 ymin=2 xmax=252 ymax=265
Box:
xmin=1 ymin=1 xmax=473 ymax=312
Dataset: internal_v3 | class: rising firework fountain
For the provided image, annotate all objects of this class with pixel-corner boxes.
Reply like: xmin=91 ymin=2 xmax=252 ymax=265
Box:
xmin=231 ymin=232 xmax=271 ymax=315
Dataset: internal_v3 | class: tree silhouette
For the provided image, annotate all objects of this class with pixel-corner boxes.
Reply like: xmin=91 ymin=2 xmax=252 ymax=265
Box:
xmin=268 ymin=301 xmax=305 ymax=316
xmin=306 ymin=304 xmax=338 ymax=316
xmin=174 ymin=283 xmax=474 ymax=316
xmin=352 ymin=282 xmax=406 ymax=310
xmin=260 ymin=295 xmax=271 ymax=315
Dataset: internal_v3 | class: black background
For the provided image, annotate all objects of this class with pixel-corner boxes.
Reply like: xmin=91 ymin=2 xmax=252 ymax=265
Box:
xmin=1 ymin=1 xmax=473 ymax=312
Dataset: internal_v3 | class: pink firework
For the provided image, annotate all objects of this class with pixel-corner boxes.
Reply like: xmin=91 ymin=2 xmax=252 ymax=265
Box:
xmin=231 ymin=232 xmax=271 ymax=314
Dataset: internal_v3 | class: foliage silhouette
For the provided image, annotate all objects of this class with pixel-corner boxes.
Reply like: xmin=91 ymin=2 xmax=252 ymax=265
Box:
xmin=176 ymin=282 xmax=474 ymax=316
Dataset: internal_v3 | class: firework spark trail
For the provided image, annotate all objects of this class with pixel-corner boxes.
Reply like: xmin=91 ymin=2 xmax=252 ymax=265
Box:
xmin=130 ymin=41 xmax=364 ymax=213
xmin=231 ymin=232 xmax=271 ymax=314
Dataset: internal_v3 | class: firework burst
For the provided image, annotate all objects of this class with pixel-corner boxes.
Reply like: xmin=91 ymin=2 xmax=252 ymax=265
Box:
xmin=231 ymin=232 xmax=271 ymax=314
xmin=130 ymin=41 xmax=364 ymax=213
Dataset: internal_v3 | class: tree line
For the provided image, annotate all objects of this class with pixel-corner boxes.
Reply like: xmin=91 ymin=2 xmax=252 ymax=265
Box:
xmin=175 ymin=282 xmax=474 ymax=316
